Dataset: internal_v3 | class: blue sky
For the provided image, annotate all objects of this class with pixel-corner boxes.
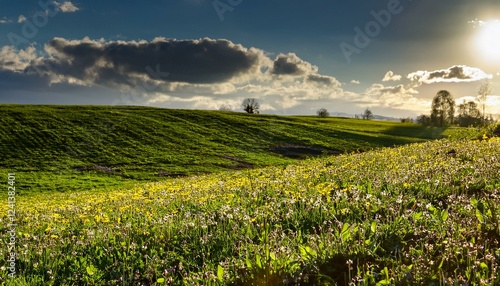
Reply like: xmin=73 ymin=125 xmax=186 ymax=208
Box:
xmin=1 ymin=0 xmax=499 ymax=118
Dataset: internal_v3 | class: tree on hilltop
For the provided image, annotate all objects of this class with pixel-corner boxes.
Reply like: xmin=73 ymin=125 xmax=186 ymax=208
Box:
xmin=219 ymin=104 xmax=232 ymax=111
xmin=362 ymin=108 xmax=373 ymax=120
xmin=316 ymin=108 xmax=329 ymax=117
xmin=241 ymin=98 xmax=260 ymax=114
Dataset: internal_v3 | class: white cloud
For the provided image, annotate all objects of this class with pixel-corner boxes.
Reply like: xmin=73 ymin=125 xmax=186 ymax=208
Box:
xmin=0 ymin=17 xmax=12 ymax=24
xmin=146 ymin=93 xmax=173 ymax=104
xmin=17 ymin=15 xmax=26 ymax=23
xmin=350 ymin=80 xmax=360 ymax=84
xmin=352 ymin=83 xmax=429 ymax=113
xmin=407 ymin=65 xmax=493 ymax=84
xmin=211 ymin=83 xmax=237 ymax=95
xmin=55 ymin=1 xmax=80 ymax=13
xmin=0 ymin=45 xmax=39 ymax=72
xmin=485 ymin=96 xmax=500 ymax=116
xmin=382 ymin=71 xmax=402 ymax=82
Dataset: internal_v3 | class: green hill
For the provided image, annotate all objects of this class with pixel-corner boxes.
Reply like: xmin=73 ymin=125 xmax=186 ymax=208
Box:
xmin=0 ymin=105 xmax=481 ymax=193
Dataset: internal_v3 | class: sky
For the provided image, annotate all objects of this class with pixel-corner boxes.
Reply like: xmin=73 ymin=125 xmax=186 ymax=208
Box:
xmin=1 ymin=0 xmax=500 ymax=118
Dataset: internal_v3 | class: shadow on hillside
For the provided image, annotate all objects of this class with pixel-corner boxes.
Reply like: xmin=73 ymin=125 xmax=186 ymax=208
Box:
xmin=257 ymin=126 xmax=423 ymax=157
xmin=217 ymin=155 xmax=255 ymax=170
xmin=269 ymin=144 xmax=342 ymax=159
xmin=382 ymin=125 xmax=446 ymax=140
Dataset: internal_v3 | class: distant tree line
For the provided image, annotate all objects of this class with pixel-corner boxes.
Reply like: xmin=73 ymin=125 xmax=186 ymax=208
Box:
xmin=417 ymin=80 xmax=496 ymax=127
xmin=230 ymin=85 xmax=497 ymax=127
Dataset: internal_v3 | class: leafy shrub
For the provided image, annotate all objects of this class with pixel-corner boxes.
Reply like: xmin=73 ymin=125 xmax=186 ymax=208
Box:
xmin=316 ymin=108 xmax=329 ymax=118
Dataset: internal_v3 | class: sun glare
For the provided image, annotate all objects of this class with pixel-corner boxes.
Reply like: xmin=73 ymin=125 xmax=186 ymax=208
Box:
xmin=475 ymin=19 xmax=500 ymax=62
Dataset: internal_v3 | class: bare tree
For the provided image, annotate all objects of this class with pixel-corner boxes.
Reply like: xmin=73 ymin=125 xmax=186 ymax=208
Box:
xmin=316 ymin=108 xmax=329 ymax=118
xmin=477 ymin=79 xmax=492 ymax=124
xmin=219 ymin=104 xmax=232 ymax=111
xmin=241 ymin=98 xmax=260 ymax=114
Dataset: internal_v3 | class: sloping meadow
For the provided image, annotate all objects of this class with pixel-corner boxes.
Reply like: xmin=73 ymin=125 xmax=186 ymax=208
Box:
xmin=1 ymin=138 xmax=500 ymax=285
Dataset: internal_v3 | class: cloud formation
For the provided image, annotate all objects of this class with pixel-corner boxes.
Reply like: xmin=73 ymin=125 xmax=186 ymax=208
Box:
xmin=0 ymin=37 xmax=347 ymax=111
xmin=269 ymin=53 xmax=340 ymax=88
xmin=306 ymin=74 xmax=341 ymax=87
xmin=0 ymin=36 xmax=443 ymax=116
xmin=0 ymin=17 xmax=12 ymax=24
xmin=17 ymin=15 xmax=26 ymax=23
xmin=0 ymin=45 xmax=38 ymax=72
xmin=382 ymin=71 xmax=402 ymax=82
xmin=356 ymin=83 xmax=428 ymax=112
xmin=21 ymin=37 xmax=267 ymax=87
xmin=56 ymin=1 xmax=79 ymax=13
xmin=407 ymin=65 xmax=493 ymax=84
xmin=270 ymin=53 xmax=316 ymax=76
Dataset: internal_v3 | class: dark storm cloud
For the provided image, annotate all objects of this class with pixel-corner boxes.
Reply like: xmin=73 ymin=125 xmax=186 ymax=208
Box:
xmin=26 ymin=37 xmax=265 ymax=86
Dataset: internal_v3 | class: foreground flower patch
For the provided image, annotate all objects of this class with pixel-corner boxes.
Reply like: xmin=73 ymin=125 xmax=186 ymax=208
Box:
xmin=1 ymin=138 xmax=499 ymax=285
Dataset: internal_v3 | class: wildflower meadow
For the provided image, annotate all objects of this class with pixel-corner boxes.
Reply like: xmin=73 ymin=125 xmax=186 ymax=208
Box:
xmin=1 ymin=137 xmax=499 ymax=285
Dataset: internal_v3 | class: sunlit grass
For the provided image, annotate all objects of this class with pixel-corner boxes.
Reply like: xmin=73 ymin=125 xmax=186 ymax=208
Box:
xmin=0 ymin=105 xmax=485 ymax=194
xmin=1 ymin=137 xmax=499 ymax=285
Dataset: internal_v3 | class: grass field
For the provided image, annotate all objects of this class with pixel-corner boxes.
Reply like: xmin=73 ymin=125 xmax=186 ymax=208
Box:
xmin=1 ymin=137 xmax=499 ymax=285
xmin=0 ymin=105 xmax=483 ymax=194
xmin=1 ymin=105 xmax=498 ymax=285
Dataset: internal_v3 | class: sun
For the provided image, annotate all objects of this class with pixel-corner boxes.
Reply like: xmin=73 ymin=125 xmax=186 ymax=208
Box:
xmin=475 ymin=20 xmax=500 ymax=62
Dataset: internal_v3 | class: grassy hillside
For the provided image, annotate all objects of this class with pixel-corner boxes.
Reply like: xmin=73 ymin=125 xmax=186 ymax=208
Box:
xmin=1 ymin=138 xmax=499 ymax=285
xmin=0 ymin=105 xmax=483 ymax=193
